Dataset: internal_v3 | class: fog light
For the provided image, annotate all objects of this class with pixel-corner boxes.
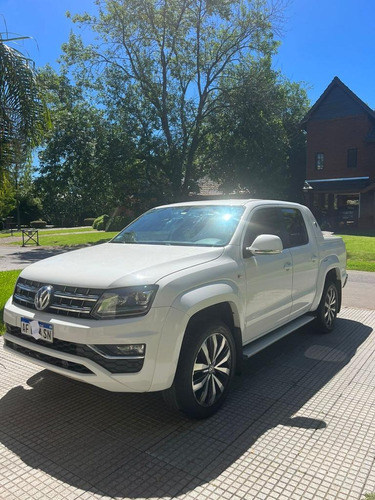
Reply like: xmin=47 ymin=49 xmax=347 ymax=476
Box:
xmin=88 ymin=344 xmax=146 ymax=358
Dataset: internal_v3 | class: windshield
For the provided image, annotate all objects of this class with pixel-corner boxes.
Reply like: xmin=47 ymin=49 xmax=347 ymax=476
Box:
xmin=111 ymin=205 xmax=245 ymax=246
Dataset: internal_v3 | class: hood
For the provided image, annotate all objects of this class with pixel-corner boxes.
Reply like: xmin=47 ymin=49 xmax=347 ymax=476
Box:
xmin=20 ymin=242 xmax=224 ymax=288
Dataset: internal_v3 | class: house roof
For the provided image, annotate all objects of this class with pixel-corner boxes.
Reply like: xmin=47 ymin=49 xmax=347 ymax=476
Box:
xmin=301 ymin=77 xmax=375 ymax=128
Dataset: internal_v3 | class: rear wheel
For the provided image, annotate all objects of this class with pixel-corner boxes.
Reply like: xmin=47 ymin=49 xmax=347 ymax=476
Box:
xmin=163 ymin=321 xmax=236 ymax=419
xmin=314 ymin=280 xmax=339 ymax=333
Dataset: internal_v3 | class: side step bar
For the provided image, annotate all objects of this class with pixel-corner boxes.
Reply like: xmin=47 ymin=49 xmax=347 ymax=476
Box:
xmin=242 ymin=315 xmax=315 ymax=359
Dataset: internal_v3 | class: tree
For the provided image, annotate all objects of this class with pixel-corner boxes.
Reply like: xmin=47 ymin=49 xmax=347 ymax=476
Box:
xmin=0 ymin=170 xmax=16 ymax=219
xmin=202 ymin=58 xmax=309 ymax=199
xmin=36 ymin=67 xmax=146 ymax=225
xmin=0 ymin=32 xmax=50 ymax=225
xmin=0 ymin=33 xmax=49 ymax=170
xmin=62 ymin=0 xmax=285 ymax=199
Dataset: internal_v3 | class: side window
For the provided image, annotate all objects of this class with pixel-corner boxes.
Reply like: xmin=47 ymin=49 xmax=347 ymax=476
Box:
xmin=244 ymin=208 xmax=284 ymax=247
xmin=281 ymin=208 xmax=309 ymax=248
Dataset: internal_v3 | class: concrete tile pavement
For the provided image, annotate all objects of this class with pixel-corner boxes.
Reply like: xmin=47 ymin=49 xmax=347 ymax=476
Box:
xmin=1 ymin=307 xmax=375 ymax=500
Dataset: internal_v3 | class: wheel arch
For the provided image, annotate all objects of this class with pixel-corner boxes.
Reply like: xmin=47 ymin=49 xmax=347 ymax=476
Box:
xmin=313 ymin=266 xmax=342 ymax=314
xmin=311 ymin=262 xmax=343 ymax=313
xmin=184 ymin=302 xmax=243 ymax=375
xmin=151 ymin=284 xmax=243 ymax=391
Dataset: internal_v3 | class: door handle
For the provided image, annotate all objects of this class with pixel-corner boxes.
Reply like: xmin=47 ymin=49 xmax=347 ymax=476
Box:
xmin=311 ymin=255 xmax=318 ymax=263
xmin=284 ymin=262 xmax=292 ymax=271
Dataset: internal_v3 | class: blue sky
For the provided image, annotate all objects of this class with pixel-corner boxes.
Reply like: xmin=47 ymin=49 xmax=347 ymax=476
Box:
xmin=1 ymin=0 xmax=374 ymax=107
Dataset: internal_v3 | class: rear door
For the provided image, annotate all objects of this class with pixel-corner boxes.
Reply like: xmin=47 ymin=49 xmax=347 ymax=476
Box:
xmin=279 ymin=207 xmax=320 ymax=317
xmin=242 ymin=207 xmax=293 ymax=343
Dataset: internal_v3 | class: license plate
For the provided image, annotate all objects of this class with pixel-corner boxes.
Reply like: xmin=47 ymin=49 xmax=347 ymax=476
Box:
xmin=21 ymin=318 xmax=54 ymax=343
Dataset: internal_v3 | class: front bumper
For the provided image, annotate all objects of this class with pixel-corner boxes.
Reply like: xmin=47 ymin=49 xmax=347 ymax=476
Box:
xmin=3 ymin=298 xmax=171 ymax=392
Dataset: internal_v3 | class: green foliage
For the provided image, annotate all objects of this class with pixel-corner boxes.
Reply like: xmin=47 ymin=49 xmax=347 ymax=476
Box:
xmin=9 ymin=193 xmax=43 ymax=225
xmin=0 ymin=270 xmax=21 ymax=335
xmin=62 ymin=0 xmax=285 ymax=198
xmin=0 ymin=34 xmax=50 ymax=228
xmin=83 ymin=218 xmax=96 ymax=226
xmin=105 ymin=215 xmax=132 ymax=232
xmin=93 ymin=214 xmax=109 ymax=231
xmin=0 ymin=35 xmax=50 ymax=171
xmin=203 ymin=58 xmax=309 ymax=199
xmin=30 ymin=219 xmax=47 ymax=228
xmin=36 ymin=66 xmax=143 ymax=224
xmin=0 ymin=170 xmax=16 ymax=217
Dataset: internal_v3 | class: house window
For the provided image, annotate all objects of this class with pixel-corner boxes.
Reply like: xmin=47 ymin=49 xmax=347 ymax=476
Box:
xmin=315 ymin=153 xmax=324 ymax=170
xmin=347 ymin=148 xmax=358 ymax=169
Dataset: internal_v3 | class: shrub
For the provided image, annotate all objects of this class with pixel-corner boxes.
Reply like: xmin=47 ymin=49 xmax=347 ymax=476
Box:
xmin=83 ymin=218 xmax=96 ymax=226
xmin=93 ymin=214 xmax=109 ymax=231
xmin=30 ymin=220 xmax=47 ymax=228
xmin=105 ymin=215 xmax=133 ymax=232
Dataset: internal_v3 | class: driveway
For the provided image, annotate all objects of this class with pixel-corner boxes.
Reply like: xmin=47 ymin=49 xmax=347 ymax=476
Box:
xmin=0 ymin=245 xmax=72 ymax=272
xmin=1 ymin=307 xmax=375 ymax=499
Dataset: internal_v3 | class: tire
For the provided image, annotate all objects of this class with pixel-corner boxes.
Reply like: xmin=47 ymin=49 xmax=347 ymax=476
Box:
xmin=314 ymin=280 xmax=339 ymax=333
xmin=163 ymin=321 xmax=236 ymax=419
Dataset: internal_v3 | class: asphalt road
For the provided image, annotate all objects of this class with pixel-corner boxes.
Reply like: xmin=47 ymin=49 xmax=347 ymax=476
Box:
xmin=0 ymin=244 xmax=374 ymax=310
xmin=341 ymin=269 xmax=375 ymax=310
xmin=0 ymin=245 xmax=71 ymax=272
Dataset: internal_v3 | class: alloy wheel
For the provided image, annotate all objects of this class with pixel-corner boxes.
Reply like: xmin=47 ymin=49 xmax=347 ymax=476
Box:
xmin=192 ymin=332 xmax=232 ymax=407
xmin=324 ymin=284 xmax=337 ymax=328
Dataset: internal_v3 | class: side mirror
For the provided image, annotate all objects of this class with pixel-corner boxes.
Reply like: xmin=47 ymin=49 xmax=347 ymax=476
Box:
xmin=245 ymin=234 xmax=283 ymax=257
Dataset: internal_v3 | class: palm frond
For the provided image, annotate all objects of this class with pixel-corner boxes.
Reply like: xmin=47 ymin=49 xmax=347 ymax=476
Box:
xmin=0 ymin=39 xmax=50 ymax=170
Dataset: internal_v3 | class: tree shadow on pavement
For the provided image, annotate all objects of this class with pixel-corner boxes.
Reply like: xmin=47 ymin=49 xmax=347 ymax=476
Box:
xmin=0 ymin=316 xmax=372 ymax=498
xmin=1 ymin=240 xmax=113 ymax=270
xmin=0 ymin=247 xmax=69 ymax=269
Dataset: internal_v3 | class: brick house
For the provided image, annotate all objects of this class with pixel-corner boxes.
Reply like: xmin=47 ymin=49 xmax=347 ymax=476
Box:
xmin=302 ymin=77 xmax=375 ymax=229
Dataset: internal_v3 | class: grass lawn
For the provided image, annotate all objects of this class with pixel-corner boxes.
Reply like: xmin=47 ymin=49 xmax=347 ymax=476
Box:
xmin=0 ymin=270 xmax=22 ymax=335
xmin=338 ymin=234 xmax=375 ymax=272
xmin=7 ymin=231 xmax=118 ymax=247
xmin=0 ymin=227 xmax=95 ymax=239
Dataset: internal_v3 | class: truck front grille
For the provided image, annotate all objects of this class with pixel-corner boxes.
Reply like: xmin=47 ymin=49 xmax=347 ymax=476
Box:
xmin=13 ymin=277 xmax=102 ymax=319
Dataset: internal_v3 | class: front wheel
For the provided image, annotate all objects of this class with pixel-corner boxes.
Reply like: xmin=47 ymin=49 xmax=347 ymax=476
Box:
xmin=163 ymin=321 xmax=236 ymax=419
xmin=314 ymin=280 xmax=339 ymax=333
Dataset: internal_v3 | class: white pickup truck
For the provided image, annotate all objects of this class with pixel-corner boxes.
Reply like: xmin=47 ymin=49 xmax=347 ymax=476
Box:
xmin=4 ymin=200 xmax=347 ymax=418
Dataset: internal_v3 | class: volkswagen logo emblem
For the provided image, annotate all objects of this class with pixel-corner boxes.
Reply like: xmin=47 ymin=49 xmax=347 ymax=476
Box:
xmin=34 ymin=285 xmax=54 ymax=311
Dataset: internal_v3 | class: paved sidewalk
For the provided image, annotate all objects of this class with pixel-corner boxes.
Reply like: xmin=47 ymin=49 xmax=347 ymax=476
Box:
xmin=1 ymin=307 xmax=375 ymax=500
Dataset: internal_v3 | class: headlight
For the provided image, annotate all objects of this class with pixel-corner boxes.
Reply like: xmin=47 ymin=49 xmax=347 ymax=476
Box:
xmin=92 ymin=285 xmax=158 ymax=319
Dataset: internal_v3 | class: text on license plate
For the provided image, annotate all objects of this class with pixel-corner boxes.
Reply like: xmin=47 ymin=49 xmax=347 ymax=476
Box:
xmin=21 ymin=318 xmax=54 ymax=343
